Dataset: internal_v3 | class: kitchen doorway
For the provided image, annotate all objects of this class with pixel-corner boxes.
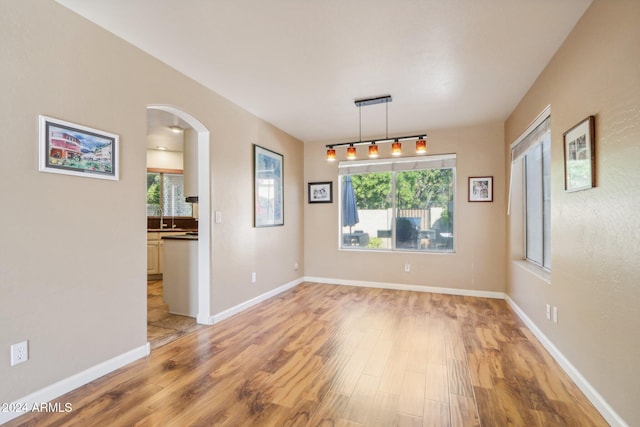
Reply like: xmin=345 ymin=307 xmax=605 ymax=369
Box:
xmin=146 ymin=105 xmax=212 ymax=348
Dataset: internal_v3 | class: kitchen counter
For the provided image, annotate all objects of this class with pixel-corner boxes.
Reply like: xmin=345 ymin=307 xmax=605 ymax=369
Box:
xmin=162 ymin=237 xmax=198 ymax=317
xmin=147 ymin=228 xmax=197 ymax=232
xmin=161 ymin=233 xmax=198 ymax=241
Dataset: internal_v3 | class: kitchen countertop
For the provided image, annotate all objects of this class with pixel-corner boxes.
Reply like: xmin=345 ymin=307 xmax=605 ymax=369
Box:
xmin=148 ymin=228 xmax=198 ymax=232
xmin=161 ymin=233 xmax=198 ymax=241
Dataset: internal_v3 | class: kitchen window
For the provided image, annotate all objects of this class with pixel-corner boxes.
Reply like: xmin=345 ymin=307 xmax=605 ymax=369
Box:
xmin=339 ymin=154 xmax=456 ymax=252
xmin=146 ymin=171 xmax=192 ymax=217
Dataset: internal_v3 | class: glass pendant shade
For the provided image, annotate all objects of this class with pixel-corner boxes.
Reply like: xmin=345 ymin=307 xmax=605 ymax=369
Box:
xmin=347 ymin=145 xmax=357 ymax=160
xmin=415 ymin=138 xmax=427 ymax=154
xmin=326 ymin=148 xmax=336 ymax=161
xmin=391 ymin=141 xmax=402 ymax=156
xmin=368 ymin=143 xmax=379 ymax=158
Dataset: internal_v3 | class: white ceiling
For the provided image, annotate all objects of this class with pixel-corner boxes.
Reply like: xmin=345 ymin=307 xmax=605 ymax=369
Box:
xmin=57 ymin=0 xmax=592 ymax=144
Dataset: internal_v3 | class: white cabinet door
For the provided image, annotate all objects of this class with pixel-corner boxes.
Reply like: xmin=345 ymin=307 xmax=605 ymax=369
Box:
xmin=147 ymin=241 xmax=159 ymax=274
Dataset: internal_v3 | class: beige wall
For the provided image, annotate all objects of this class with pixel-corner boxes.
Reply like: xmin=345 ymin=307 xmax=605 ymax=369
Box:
xmin=304 ymin=122 xmax=506 ymax=293
xmin=146 ymin=149 xmax=183 ymax=170
xmin=505 ymin=1 xmax=640 ymax=424
xmin=0 ymin=0 xmax=303 ymax=405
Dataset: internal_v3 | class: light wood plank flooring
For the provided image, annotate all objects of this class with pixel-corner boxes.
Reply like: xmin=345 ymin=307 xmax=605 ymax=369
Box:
xmin=7 ymin=282 xmax=607 ymax=426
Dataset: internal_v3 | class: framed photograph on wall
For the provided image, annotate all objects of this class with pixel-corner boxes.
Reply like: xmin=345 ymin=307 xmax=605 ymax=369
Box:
xmin=253 ymin=144 xmax=284 ymax=227
xmin=564 ymin=116 xmax=595 ymax=192
xmin=39 ymin=115 xmax=119 ymax=180
xmin=308 ymin=181 xmax=333 ymax=203
xmin=468 ymin=176 xmax=493 ymax=202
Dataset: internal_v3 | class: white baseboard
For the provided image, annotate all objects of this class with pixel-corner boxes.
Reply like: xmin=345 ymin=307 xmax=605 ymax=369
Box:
xmin=505 ymin=296 xmax=628 ymax=427
xmin=210 ymin=278 xmax=305 ymax=324
xmin=0 ymin=343 xmax=150 ymax=425
xmin=304 ymin=276 xmax=505 ymax=299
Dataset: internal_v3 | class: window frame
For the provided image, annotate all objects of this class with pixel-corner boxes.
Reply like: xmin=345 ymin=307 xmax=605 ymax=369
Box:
xmin=523 ymin=136 xmax=551 ymax=269
xmin=509 ymin=107 xmax=551 ymax=271
xmin=338 ymin=154 xmax=456 ymax=253
xmin=146 ymin=168 xmax=193 ymax=218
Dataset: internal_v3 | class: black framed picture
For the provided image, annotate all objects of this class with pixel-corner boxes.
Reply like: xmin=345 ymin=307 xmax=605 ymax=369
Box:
xmin=468 ymin=176 xmax=493 ymax=202
xmin=253 ymin=144 xmax=284 ymax=227
xmin=564 ymin=116 xmax=595 ymax=192
xmin=308 ymin=181 xmax=333 ymax=203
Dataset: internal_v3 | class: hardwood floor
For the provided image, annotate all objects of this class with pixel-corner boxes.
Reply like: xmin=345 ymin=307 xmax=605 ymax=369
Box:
xmin=7 ymin=282 xmax=607 ymax=426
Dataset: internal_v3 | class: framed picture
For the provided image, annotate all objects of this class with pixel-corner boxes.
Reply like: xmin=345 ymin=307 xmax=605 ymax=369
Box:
xmin=309 ymin=181 xmax=333 ymax=203
xmin=468 ymin=176 xmax=493 ymax=202
xmin=39 ymin=115 xmax=119 ymax=180
xmin=253 ymin=144 xmax=284 ymax=227
xmin=564 ymin=116 xmax=595 ymax=192
xmin=308 ymin=181 xmax=333 ymax=203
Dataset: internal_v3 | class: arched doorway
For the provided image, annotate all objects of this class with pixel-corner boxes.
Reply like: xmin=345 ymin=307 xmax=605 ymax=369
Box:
xmin=147 ymin=105 xmax=212 ymax=329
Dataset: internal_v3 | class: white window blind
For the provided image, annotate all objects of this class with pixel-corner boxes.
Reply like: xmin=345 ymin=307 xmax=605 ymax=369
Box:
xmin=507 ymin=106 xmax=552 ymax=269
xmin=338 ymin=153 xmax=456 ymax=175
xmin=508 ymin=107 xmax=551 ymax=214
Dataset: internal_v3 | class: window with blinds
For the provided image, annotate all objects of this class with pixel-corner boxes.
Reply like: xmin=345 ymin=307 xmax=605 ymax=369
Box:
xmin=510 ymin=109 xmax=551 ymax=269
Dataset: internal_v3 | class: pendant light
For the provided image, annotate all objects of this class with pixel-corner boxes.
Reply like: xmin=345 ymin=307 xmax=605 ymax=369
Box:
xmin=368 ymin=142 xmax=379 ymax=158
xmin=391 ymin=139 xmax=402 ymax=156
xmin=369 ymin=100 xmax=387 ymax=158
xmin=415 ymin=137 xmax=427 ymax=154
xmin=347 ymin=144 xmax=357 ymax=160
xmin=326 ymin=147 xmax=336 ymax=161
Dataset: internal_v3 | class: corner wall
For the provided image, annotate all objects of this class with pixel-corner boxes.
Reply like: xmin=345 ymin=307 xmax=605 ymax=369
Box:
xmin=0 ymin=0 xmax=303 ymax=411
xmin=504 ymin=1 xmax=640 ymax=424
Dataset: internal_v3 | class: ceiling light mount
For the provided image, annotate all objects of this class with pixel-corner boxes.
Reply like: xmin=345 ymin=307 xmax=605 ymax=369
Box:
xmin=354 ymin=95 xmax=392 ymax=108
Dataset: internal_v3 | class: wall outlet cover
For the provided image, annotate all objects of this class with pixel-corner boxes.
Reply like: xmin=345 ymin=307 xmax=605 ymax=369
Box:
xmin=10 ymin=341 xmax=28 ymax=366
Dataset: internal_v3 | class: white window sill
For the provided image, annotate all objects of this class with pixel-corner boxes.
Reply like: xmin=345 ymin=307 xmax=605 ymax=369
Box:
xmin=339 ymin=247 xmax=455 ymax=255
xmin=513 ymin=259 xmax=551 ymax=284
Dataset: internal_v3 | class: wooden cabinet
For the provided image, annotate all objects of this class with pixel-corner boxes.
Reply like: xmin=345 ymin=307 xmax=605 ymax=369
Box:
xmin=147 ymin=240 xmax=160 ymax=274
xmin=147 ymin=231 xmax=187 ymax=277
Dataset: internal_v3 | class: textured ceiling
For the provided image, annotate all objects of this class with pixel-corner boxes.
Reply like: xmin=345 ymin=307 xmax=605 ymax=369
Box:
xmin=57 ymin=0 xmax=592 ymax=144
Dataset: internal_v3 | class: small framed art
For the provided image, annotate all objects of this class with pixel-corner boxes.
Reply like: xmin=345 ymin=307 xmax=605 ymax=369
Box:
xmin=468 ymin=176 xmax=493 ymax=202
xmin=308 ymin=181 xmax=333 ymax=203
xmin=564 ymin=116 xmax=595 ymax=192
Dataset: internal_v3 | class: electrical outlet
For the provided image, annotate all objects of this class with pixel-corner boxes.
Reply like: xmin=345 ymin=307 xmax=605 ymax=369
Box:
xmin=10 ymin=341 xmax=28 ymax=366
xmin=545 ymin=304 xmax=551 ymax=320
xmin=404 ymin=263 xmax=411 ymax=273
xmin=251 ymin=272 xmax=257 ymax=283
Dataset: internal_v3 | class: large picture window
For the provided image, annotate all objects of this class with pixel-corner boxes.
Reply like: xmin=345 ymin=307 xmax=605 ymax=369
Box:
xmin=339 ymin=155 xmax=455 ymax=252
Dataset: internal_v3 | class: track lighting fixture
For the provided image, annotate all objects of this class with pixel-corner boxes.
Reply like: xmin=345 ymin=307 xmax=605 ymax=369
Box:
xmin=325 ymin=95 xmax=427 ymax=161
